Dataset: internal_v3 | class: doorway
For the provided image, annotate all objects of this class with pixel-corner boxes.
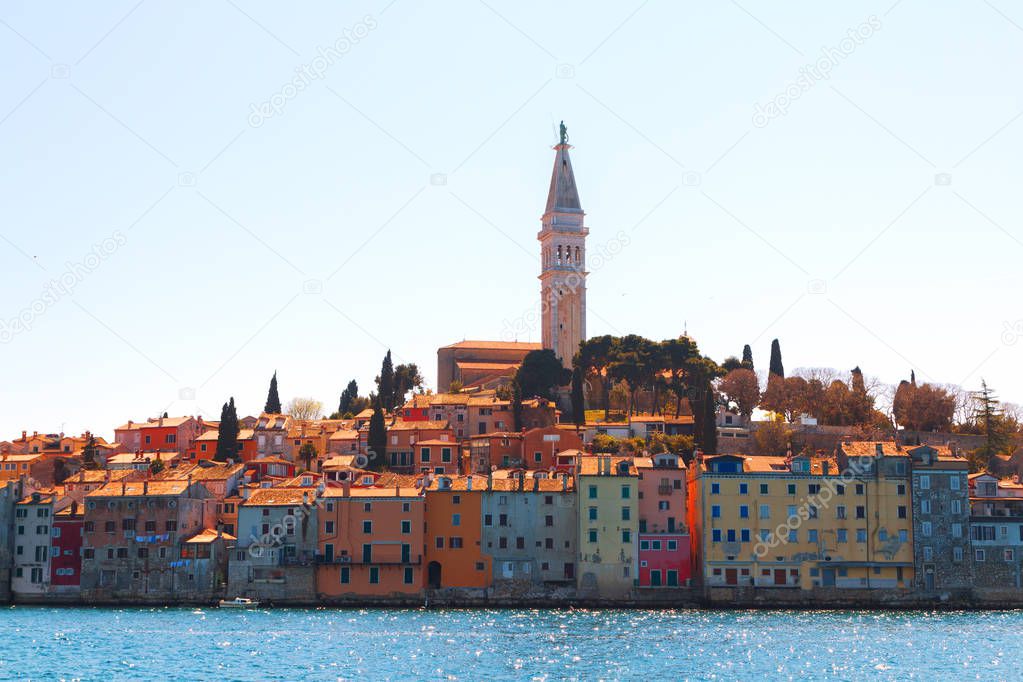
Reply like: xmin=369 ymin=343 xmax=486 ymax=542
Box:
xmin=427 ymin=561 xmax=442 ymax=589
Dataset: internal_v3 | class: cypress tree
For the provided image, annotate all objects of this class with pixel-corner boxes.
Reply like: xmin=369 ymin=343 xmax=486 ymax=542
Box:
xmin=512 ymin=379 xmax=523 ymax=432
xmin=703 ymin=388 xmax=718 ymax=454
xmin=768 ymin=339 xmax=784 ymax=378
xmin=215 ymin=397 xmax=239 ymax=462
xmin=741 ymin=344 xmax=754 ymax=371
xmin=571 ymin=367 xmax=586 ymax=426
xmin=367 ymin=400 xmax=387 ymax=471
xmin=338 ymin=379 xmax=358 ymax=416
xmin=264 ymin=371 xmax=282 ymax=414
xmin=377 ymin=350 xmax=394 ymax=411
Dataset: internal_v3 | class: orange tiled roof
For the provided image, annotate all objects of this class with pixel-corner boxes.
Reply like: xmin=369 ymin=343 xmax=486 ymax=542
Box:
xmin=388 ymin=420 xmax=450 ymax=431
xmin=87 ymin=480 xmax=192 ymax=497
xmin=185 ymin=528 xmax=236 ymax=543
xmin=441 ymin=340 xmax=542 ymax=351
xmin=243 ymin=488 xmax=317 ymax=506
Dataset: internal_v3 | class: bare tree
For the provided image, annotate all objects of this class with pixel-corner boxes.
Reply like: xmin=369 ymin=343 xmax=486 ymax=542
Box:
xmin=286 ymin=397 xmax=324 ymax=420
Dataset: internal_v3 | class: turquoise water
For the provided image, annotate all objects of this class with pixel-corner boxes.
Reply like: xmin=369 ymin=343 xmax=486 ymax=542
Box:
xmin=0 ymin=607 xmax=1017 ymax=680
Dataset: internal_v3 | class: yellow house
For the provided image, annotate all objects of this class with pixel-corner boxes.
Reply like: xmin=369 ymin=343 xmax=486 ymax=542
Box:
xmin=688 ymin=450 xmax=913 ymax=595
xmin=577 ymin=455 xmax=638 ymax=598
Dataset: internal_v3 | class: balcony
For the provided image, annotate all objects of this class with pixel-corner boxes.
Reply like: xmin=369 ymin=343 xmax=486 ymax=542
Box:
xmin=315 ymin=554 xmax=422 ymax=566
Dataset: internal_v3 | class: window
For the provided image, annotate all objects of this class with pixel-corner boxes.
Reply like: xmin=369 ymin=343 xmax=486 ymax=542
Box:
xmin=588 ymin=507 xmax=598 ymax=521
xmin=1005 ymin=549 xmax=1016 ymax=562
xmin=921 ymin=499 xmax=931 ymax=515
xmin=836 ymin=505 xmax=846 ymax=520
xmin=451 ymin=514 xmax=460 ymax=527
xmin=621 ymin=507 xmax=631 ymax=521
xmin=787 ymin=530 xmax=797 ymax=543
xmin=712 ymin=529 xmax=721 ymax=543
xmin=855 ymin=506 xmax=865 ymax=519
xmin=923 ymin=546 xmax=934 ymax=561
xmin=808 ymin=529 xmax=818 ymax=543
xmin=621 ymin=486 xmax=631 ymax=499
xmin=362 ymin=544 xmax=372 ymax=563
xmin=499 ymin=514 xmax=508 ymax=527
xmin=741 ymin=529 xmax=751 ymax=543
xmin=837 ymin=529 xmax=847 ymax=543
xmin=516 ymin=537 xmax=525 ymax=549
xmin=855 ymin=484 xmax=864 ymax=495
xmin=712 ymin=505 xmax=721 ymax=518
xmin=712 ymin=483 xmax=721 ymax=495
xmin=403 ymin=567 xmax=414 ymax=584
xmin=856 ymin=529 xmax=867 ymax=543
xmin=808 ymin=506 xmax=818 ymax=519
xmin=452 ymin=495 xmax=460 ymax=505
xmin=739 ymin=483 xmax=748 ymax=495
xmin=919 ymin=475 xmax=931 ymax=490
xmin=727 ymin=529 xmax=736 ymax=543
xmin=760 ymin=484 xmax=769 ymax=495
xmin=588 ymin=530 xmax=597 ymax=543
xmin=340 ymin=567 xmax=350 ymax=584
xmin=739 ymin=505 xmax=749 ymax=519
xmin=951 ymin=523 xmax=962 ymax=538
xmin=449 ymin=537 xmax=463 ymax=549
xmin=499 ymin=537 xmax=508 ymax=549
xmin=588 ymin=486 xmax=597 ymax=499
xmin=369 ymin=567 xmax=379 ymax=584
xmin=622 ymin=530 xmax=632 ymax=543
xmin=836 ymin=484 xmax=845 ymax=495
xmin=325 ymin=521 xmax=335 ymax=534
xmin=922 ymin=521 xmax=932 ymax=537
xmin=787 ymin=484 xmax=796 ymax=495
xmin=668 ymin=540 xmax=678 ymax=550
xmin=759 ymin=505 xmax=770 ymax=520
xmin=953 ymin=547 xmax=963 ymax=562
xmin=808 ymin=484 xmax=820 ymax=495
xmin=897 ymin=484 xmax=906 ymax=495
xmin=898 ymin=506 xmax=907 ymax=519
xmin=879 ymin=530 xmax=888 ymax=542
xmin=545 ymin=515 xmax=554 ymax=527
xmin=951 ymin=476 xmax=961 ymax=491
xmin=951 ymin=500 xmax=961 ymax=515
xmin=899 ymin=529 xmax=908 ymax=543
xmin=975 ymin=549 xmax=986 ymax=562
xmin=435 ymin=537 xmax=444 ymax=549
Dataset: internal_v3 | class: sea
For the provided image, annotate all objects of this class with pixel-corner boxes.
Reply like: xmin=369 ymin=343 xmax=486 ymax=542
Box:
xmin=0 ymin=606 xmax=1015 ymax=680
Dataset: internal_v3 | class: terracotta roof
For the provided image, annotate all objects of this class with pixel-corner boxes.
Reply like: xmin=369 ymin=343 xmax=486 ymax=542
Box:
xmin=153 ymin=462 xmax=245 ymax=481
xmin=185 ymin=528 xmax=236 ymax=543
xmin=441 ymin=340 xmax=542 ymax=351
xmin=87 ymin=480 xmax=192 ymax=497
xmin=488 ymin=477 xmax=574 ymax=492
xmin=106 ymin=452 xmax=180 ymax=465
xmin=388 ymin=420 xmax=450 ymax=431
xmin=415 ymin=439 xmax=458 ymax=447
xmin=66 ymin=469 xmax=136 ymax=484
xmin=455 ymin=361 xmax=520 ymax=372
xmin=321 ymin=486 xmax=423 ymax=499
xmin=423 ymin=474 xmax=487 ymax=491
xmin=322 ymin=455 xmax=358 ymax=469
xmin=467 ymin=396 xmax=511 ymax=407
xmin=244 ymin=488 xmax=317 ymax=506
xmin=327 ymin=429 xmax=360 ymax=441
xmin=373 ymin=472 xmax=420 ymax=488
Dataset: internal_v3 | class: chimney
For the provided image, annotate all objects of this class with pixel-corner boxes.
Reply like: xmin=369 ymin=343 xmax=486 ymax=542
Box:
xmin=158 ymin=415 xmax=164 ymax=428
xmin=562 ymin=473 xmax=569 ymax=492
xmin=467 ymin=476 xmax=474 ymax=491
xmin=21 ymin=430 xmax=26 ymax=440
xmin=143 ymin=480 xmax=148 ymax=495
xmin=121 ymin=480 xmax=126 ymax=495
xmin=875 ymin=443 xmax=884 ymax=457
xmin=533 ymin=476 xmax=539 ymax=492
xmin=342 ymin=480 xmax=351 ymax=497
xmin=517 ymin=472 xmax=524 ymax=492
xmin=128 ymin=420 xmax=133 ymax=428
xmin=70 ymin=500 xmax=78 ymax=516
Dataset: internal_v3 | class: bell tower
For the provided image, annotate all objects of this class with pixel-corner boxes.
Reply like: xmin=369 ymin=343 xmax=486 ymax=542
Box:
xmin=539 ymin=122 xmax=588 ymax=368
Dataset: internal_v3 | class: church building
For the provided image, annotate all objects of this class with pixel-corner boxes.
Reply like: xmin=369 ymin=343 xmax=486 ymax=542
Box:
xmin=437 ymin=125 xmax=589 ymax=391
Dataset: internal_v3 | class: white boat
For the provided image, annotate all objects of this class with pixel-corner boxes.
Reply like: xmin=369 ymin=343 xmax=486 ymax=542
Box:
xmin=218 ymin=597 xmax=260 ymax=609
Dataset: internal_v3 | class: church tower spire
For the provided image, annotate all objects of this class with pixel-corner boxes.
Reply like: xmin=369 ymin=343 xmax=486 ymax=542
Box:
xmin=539 ymin=122 xmax=588 ymax=368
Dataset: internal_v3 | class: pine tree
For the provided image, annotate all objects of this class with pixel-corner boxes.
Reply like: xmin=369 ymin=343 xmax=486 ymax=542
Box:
xmin=699 ymin=383 xmax=718 ymax=454
xmin=377 ymin=350 xmax=394 ymax=412
xmin=571 ymin=367 xmax=586 ymax=426
xmin=974 ymin=380 xmax=1009 ymax=468
xmin=367 ymin=400 xmax=387 ymax=471
xmin=338 ymin=379 xmax=358 ymax=417
xmin=82 ymin=435 xmax=98 ymax=470
xmin=264 ymin=371 xmax=282 ymax=414
xmin=741 ymin=344 xmax=754 ymax=371
xmin=215 ymin=397 xmax=239 ymax=462
xmin=768 ymin=339 xmax=784 ymax=378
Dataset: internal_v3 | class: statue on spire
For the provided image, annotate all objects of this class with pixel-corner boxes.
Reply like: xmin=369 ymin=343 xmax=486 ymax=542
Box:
xmin=559 ymin=120 xmax=568 ymax=145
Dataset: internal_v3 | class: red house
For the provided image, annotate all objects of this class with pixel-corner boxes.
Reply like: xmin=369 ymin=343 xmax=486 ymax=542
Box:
xmin=51 ymin=501 xmax=84 ymax=591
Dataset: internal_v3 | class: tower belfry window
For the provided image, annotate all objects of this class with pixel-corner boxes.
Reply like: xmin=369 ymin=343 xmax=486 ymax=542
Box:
xmin=557 ymin=245 xmax=562 ymax=264
xmin=575 ymin=246 xmax=580 ymax=264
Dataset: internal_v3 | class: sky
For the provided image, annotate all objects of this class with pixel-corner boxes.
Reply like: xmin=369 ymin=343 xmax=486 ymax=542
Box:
xmin=1 ymin=0 xmax=1021 ymax=440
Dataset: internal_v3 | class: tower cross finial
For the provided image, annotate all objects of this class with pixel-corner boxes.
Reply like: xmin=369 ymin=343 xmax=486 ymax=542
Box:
xmin=559 ymin=120 xmax=568 ymax=145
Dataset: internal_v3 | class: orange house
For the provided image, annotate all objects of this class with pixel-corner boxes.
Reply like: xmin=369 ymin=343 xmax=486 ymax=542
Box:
xmin=522 ymin=425 xmax=584 ymax=470
xmin=423 ymin=475 xmax=491 ymax=589
xmin=385 ymin=421 xmax=454 ymax=472
xmin=189 ymin=429 xmax=257 ymax=462
xmin=317 ymin=485 xmax=425 ymax=599
xmin=0 ymin=453 xmax=43 ymax=481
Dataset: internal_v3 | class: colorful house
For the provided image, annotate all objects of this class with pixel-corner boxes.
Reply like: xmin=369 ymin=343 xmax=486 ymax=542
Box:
xmin=423 ymin=475 xmax=491 ymax=589
xmin=689 ymin=450 xmax=914 ymax=595
xmin=576 ymin=456 xmax=639 ymax=599
xmin=316 ymin=484 xmax=425 ymax=600
xmin=636 ymin=453 xmax=691 ymax=587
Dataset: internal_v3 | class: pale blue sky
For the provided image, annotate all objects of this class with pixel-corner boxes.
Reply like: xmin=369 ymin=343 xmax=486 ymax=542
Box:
xmin=1 ymin=0 xmax=1021 ymax=438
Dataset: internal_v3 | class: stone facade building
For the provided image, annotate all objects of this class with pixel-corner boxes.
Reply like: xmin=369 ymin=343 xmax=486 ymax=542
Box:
xmin=480 ymin=472 xmax=577 ymax=586
xmin=905 ymin=444 xmax=973 ymax=592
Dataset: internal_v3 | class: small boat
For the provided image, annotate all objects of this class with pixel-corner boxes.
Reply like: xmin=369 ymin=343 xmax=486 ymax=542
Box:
xmin=218 ymin=597 xmax=260 ymax=609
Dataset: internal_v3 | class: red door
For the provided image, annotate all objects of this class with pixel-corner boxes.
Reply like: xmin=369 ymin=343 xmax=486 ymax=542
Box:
xmin=773 ymin=569 xmax=787 ymax=585
xmin=725 ymin=569 xmax=738 ymax=585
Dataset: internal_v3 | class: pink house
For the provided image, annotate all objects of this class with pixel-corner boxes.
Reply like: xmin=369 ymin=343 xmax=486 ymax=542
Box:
xmin=636 ymin=453 xmax=691 ymax=587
